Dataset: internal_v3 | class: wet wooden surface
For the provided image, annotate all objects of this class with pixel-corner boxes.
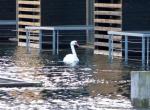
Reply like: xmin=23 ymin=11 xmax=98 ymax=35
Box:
xmin=0 ymin=78 xmax=42 ymax=87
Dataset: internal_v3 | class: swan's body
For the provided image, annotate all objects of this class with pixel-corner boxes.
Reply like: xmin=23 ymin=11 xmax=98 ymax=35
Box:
xmin=63 ymin=40 xmax=79 ymax=66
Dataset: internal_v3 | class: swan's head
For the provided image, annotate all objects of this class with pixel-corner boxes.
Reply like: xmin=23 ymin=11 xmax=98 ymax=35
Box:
xmin=70 ymin=40 xmax=79 ymax=47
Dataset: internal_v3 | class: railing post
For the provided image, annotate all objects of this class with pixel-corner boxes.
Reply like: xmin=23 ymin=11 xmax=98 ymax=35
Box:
xmin=52 ymin=30 xmax=56 ymax=55
xmin=142 ymin=36 xmax=145 ymax=68
xmin=125 ymin=35 xmax=128 ymax=64
xmin=147 ymin=37 xmax=149 ymax=66
xmin=56 ymin=30 xmax=59 ymax=55
xmin=109 ymin=34 xmax=113 ymax=62
xmin=26 ymin=29 xmax=31 ymax=53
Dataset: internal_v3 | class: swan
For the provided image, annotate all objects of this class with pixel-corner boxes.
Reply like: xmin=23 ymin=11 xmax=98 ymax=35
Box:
xmin=63 ymin=40 xmax=79 ymax=66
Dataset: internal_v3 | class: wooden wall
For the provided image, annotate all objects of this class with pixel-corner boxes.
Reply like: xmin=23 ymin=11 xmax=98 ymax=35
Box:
xmin=94 ymin=0 xmax=122 ymax=56
xmin=94 ymin=0 xmax=150 ymax=57
xmin=17 ymin=0 xmax=40 ymax=47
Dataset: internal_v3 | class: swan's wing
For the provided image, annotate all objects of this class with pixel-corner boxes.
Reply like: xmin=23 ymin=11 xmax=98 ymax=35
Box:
xmin=63 ymin=54 xmax=79 ymax=64
xmin=63 ymin=54 xmax=73 ymax=62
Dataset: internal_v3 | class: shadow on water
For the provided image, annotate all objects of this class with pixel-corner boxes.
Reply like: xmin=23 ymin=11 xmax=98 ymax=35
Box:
xmin=0 ymin=43 xmax=148 ymax=109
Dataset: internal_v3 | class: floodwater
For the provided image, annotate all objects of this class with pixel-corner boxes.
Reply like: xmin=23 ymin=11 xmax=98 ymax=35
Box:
xmin=0 ymin=43 xmax=144 ymax=110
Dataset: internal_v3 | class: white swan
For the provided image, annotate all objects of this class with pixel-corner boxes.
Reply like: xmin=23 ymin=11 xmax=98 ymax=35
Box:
xmin=63 ymin=40 xmax=79 ymax=66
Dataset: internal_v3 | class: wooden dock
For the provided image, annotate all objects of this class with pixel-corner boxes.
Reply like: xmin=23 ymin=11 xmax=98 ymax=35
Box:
xmin=0 ymin=77 xmax=42 ymax=87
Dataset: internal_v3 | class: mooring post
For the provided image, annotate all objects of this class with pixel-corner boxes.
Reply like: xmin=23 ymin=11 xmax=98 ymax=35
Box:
xmin=125 ymin=35 xmax=128 ymax=64
xmin=38 ymin=30 xmax=42 ymax=53
xmin=52 ymin=30 xmax=56 ymax=55
xmin=56 ymin=30 xmax=59 ymax=55
xmin=109 ymin=34 xmax=113 ymax=62
xmin=142 ymin=37 xmax=145 ymax=68
xmin=131 ymin=71 xmax=150 ymax=108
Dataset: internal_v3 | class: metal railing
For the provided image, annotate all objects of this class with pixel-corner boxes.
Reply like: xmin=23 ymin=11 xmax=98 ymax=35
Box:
xmin=108 ymin=31 xmax=150 ymax=68
xmin=25 ymin=25 xmax=94 ymax=55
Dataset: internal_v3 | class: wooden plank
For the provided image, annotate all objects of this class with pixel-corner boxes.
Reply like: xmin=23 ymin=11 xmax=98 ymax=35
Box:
xmin=0 ymin=82 xmax=41 ymax=87
xmin=94 ymin=50 xmax=122 ymax=56
xmin=18 ymin=28 xmax=40 ymax=33
xmin=18 ymin=14 xmax=40 ymax=19
xmin=18 ymin=1 xmax=40 ymax=5
xmin=18 ymin=21 xmax=40 ymax=26
xmin=18 ymin=7 xmax=40 ymax=12
xmin=94 ymin=42 xmax=122 ymax=48
xmin=18 ymin=35 xmax=39 ymax=40
xmin=18 ymin=42 xmax=39 ymax=48
xmin=94 ymin=11 xmax=121 ymax=16
xmin=94 ymin=19 xmax=122 ymax=24
xmin=95 ymin=26 xmax=121 ymax=31
xmin=95 ymin=34 xmax=121 ymax=41
xmin=0 ymin=77 xmax=42 ymax=87
xmin=94 ymin=3 xmax=122 ymax=8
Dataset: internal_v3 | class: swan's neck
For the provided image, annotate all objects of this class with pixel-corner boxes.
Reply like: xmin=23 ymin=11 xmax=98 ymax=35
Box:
xmin=71 ymin=44 xmax=77 ymax=56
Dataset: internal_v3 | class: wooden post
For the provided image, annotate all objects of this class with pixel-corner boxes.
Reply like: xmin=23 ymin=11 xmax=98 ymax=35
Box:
xmin=131 ymin=71 xmax=150 ymax=108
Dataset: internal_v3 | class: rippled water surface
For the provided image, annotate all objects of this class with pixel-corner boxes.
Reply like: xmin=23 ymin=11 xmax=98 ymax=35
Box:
xmin=0 ymin=43 xmax=140 ymax=110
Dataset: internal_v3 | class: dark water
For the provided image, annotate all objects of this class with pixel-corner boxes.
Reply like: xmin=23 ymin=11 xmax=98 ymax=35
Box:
xmin=0 ymin=43 xmax=142 ymax=110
